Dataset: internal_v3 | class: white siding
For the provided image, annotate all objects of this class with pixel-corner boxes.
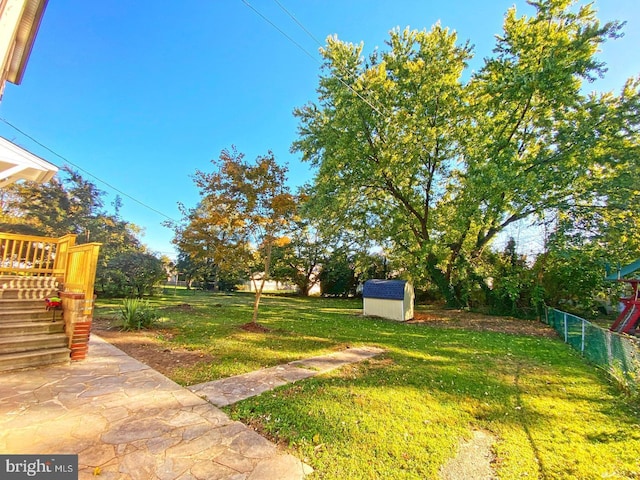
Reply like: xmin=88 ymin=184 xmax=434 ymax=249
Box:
xmin=364 ymin=298 xmax=404 ymax=321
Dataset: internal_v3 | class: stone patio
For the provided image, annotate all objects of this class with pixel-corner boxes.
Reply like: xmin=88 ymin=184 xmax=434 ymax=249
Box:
xmin=0 ymin=336 xmax=384 ymax=479
xmin=0 ymin=336 xmax=311 ymax=479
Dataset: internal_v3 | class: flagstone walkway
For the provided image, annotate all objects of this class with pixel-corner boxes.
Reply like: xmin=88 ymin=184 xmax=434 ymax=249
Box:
xmin=0 ymin=336 xmax=384 ymax=479
xmin=188 ymin=346 xmax=385 ymax=407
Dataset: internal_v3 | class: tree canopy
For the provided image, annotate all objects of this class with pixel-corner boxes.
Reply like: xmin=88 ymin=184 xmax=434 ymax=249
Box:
xmin=293 ymin=0 xmax=639 ymax=306
xmin=0 ymin=166 xmax=164 ymax=297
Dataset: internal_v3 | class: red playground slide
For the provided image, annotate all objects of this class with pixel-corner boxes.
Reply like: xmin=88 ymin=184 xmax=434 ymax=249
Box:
xmin=610 ymin=279 xmax=640 ymax=335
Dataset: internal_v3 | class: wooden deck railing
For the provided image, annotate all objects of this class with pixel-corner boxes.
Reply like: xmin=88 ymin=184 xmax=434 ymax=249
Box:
xmin=64 ymin=243 xmax=101 ymax=310
xmin=0 ymin=232 xmax=101 ymax=313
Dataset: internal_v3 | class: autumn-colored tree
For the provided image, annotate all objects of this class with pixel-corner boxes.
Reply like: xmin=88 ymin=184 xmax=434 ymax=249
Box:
xmin=171 ymin=199 xmax=250 ymax=290
xmin=175 ymin=147 xmax=296 ymax=324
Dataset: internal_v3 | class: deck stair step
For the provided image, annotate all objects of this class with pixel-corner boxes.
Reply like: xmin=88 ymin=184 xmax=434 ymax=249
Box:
xmin=0 ymin=321 xmax=64 ymax=336
xmin=0 ymin=287 xmax=58 ymax=300
xmin=0 ymin=333 xmax=68 ymax=354
xmin=0 ymin=347 xmax=70 ymax=372
xmin=0 ymin=275 xmax=59 ymax=289
xmin=0 ymin=298 xmax=56 ymax=310
xmin=0 ymin=308 xmax=57 ymax=323
xmin=0 ymin=275 xmax=70 ymax=372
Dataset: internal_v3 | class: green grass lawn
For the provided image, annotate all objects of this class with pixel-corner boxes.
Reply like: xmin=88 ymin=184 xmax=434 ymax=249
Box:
xmin=95 ymin=291 xmax=640 ymax=479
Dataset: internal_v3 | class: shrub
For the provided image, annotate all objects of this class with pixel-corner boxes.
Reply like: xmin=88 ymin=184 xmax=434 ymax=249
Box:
xmin=101 ymin=251 xmax=167 ymax=297
xmin=120 ymin=298 xmax=158 ymax=330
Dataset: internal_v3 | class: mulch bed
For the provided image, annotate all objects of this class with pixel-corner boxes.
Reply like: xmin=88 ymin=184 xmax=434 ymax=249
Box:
xmin=240 ymin=322 xmax=271 ymax=333
xmin=91 ymin=316 xmax=215 ymax=377
xmin=408 ymin=309 xmax=558 ymax=338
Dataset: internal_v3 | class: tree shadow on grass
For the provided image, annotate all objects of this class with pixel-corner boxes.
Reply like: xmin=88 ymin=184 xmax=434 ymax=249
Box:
xmin=227 ymin=326 xmax=640 ymax=478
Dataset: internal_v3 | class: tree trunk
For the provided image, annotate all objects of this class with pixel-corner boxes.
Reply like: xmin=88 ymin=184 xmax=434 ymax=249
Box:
xmin=251 ymin=276 xmax=266 ymax=324
xmin=250 ymin=239 xmax=273 ymax=324
xmin=426 ymin=253 xmax=460 ymax=307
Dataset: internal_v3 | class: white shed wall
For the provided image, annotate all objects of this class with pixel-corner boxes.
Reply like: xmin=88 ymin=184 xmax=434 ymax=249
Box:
xmin=364 ymin=298 xmax=406 ymax=321
xmin=403 ymin=283 xmax=415 ymax=320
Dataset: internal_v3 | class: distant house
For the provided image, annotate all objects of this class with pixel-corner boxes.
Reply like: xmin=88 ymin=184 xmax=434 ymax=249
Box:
xmin=242 ymin=271 xmax=322 ymax=296
xmin=243 ymin=273 xmax=298 ymax=294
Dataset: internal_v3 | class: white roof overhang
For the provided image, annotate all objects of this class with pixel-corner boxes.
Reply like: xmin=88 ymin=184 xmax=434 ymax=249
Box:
xmin=6 ymin=0 xmax=49 ymax=85
xmin=0 ymin=135 xmax=57 ymax=187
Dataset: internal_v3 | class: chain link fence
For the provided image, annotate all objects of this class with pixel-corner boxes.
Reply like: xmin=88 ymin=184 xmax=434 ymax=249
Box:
xmin=544 ymin=307 xmax=640 ymax=395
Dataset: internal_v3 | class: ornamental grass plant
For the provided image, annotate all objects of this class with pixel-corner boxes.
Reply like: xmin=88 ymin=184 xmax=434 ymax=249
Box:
xmin=119 ymin=297 xmax=159 ymax=330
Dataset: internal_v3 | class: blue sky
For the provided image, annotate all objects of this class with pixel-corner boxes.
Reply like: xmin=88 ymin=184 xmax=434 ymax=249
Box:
xmin=1 ymin=1 xmax=638 ymax=258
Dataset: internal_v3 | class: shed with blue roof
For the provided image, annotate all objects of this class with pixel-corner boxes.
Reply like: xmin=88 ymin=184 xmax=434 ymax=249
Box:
xmin=363 ymin=279 xmax=414 ymax=321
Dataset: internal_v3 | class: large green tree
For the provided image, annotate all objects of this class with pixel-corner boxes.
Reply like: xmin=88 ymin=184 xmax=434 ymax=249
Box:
xmin=293 ymin=0 xmax=638 ymax=305
xmin=269 ymin=219 xmax=326 ymax=296
xmin=0 ymin=166 xmax=142 ymax=250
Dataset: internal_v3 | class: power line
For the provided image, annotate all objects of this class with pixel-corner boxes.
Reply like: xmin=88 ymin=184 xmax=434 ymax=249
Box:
xmin=273 ymin=0 xmax=324 ymax=49
xmin=3 ymin=2 xmax=390 ymax=227
xmin=271 ymin=0 xmax=391 ymax=118
xmin=241 ymin=0 xmax=318 ymax=64
xmin=241 ymin=0 xmax=386 ymax=117
xmin=0 ymin=116 xmax=178 ymax=223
